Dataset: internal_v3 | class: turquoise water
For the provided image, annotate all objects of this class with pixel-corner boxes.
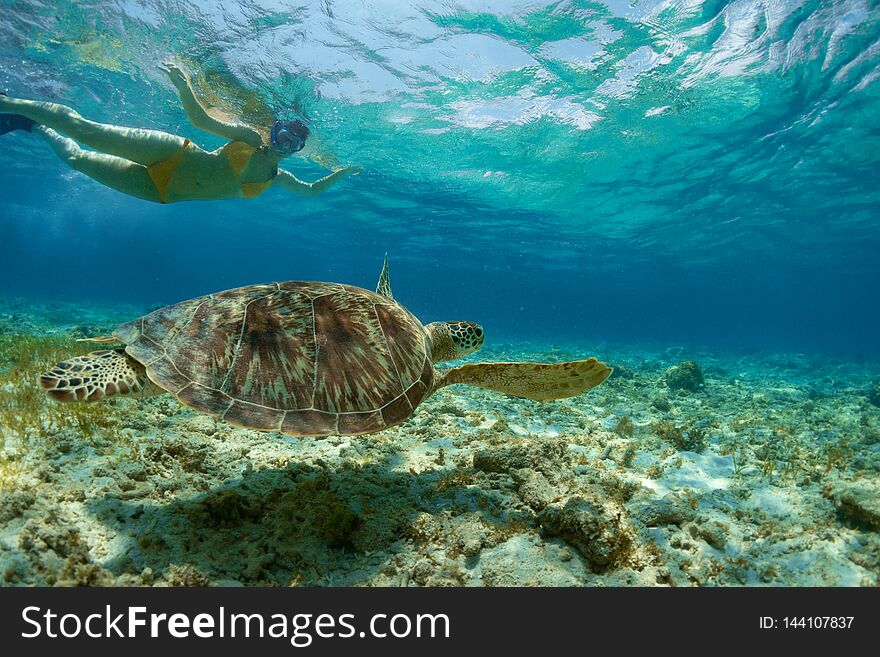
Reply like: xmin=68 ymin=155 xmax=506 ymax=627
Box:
xmin=0 ymin=0 xmax=879 ymax=355
xmin=1 ymin=1 xmax=880 ymax=589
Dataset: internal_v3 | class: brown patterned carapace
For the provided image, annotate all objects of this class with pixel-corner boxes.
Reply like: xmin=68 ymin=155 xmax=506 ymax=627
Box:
xmin=114 ymin=281 xmax=433 ymax=436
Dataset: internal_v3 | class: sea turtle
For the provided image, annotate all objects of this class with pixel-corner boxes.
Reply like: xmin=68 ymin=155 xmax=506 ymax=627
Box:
xmin=40 ymin=257 xmax=612 ymax=436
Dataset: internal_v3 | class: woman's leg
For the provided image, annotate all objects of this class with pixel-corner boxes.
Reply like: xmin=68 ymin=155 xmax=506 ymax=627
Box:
xmin=35 ymin=126 xmax=163 ymax=203
xmin=0 ymin=95 xmax=186 ymax=166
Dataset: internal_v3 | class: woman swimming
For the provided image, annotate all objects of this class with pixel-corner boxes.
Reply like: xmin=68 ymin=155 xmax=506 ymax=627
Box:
xmin=0 ymin=62 xmax=360 ymax=203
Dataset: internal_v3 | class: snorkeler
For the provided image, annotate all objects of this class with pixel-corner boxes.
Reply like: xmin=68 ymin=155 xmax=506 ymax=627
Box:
xmin=0 ymin=62 xmax=360 ymax=204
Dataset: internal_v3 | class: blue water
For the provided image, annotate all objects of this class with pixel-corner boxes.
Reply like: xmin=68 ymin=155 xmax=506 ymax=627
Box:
xmin=1 ymin=0 xmax=879 ymax=356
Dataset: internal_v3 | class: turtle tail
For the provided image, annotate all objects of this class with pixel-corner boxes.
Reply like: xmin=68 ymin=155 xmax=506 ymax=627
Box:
xmin=40 ymin=349 xmax=159 ymax=402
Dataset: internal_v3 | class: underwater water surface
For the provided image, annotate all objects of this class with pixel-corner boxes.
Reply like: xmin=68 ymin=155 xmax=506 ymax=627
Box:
xmin=0 ymin=1 xmax=879 ymax=587
xmin=0 ymin=0 xmax=877 ymax=353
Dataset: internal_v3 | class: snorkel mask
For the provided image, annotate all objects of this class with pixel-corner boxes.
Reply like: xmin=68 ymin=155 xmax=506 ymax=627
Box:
xmin=270 ymin=119 xmax=309 ymax=155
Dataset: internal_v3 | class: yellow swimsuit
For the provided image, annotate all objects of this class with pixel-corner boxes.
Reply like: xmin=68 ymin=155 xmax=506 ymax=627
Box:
xmin=146 ymin=140 xmax=277 ymax=203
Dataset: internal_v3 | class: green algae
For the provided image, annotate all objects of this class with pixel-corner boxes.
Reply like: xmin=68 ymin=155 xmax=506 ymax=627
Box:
xmin=650 ymin=419 xmax=708 ymax=453
xmin=0 ymin=333 xmax=126 ymax=493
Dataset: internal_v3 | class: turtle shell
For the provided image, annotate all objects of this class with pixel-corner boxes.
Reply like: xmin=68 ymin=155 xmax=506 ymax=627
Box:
xmin=113 ymin=281 xmax=434 ymax=436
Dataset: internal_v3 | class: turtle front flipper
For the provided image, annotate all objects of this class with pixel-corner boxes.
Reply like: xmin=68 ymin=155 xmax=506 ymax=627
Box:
xmin=433 ymin=358 xmax=612 ymax=401
xmin=40 ymin=349 xmax=160 ymax=402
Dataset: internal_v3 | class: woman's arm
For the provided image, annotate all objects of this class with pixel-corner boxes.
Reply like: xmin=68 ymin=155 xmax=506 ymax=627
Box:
xmin=274 ymin=166 xmax=362 ymax=197
xmin=160 ymin=62 xmax=263 ymax=147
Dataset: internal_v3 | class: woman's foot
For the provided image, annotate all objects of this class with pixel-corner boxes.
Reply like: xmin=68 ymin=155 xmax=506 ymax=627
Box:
xmin=0 ymin=113 xmax=36 ymax=134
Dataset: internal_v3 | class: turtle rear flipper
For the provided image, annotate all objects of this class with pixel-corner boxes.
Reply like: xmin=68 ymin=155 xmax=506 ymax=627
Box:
xmin=434 ymin=358 xmax=612 ymax=401
xmin=40 ymin=349 xmax=158 ymax=402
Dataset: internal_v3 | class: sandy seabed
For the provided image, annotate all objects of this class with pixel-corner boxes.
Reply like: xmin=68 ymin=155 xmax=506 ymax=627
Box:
xmin=1 ymin=298 xmax=878 ymax=587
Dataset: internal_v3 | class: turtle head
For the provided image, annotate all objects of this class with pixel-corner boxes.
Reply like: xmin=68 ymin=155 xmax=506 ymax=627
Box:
xmin=425 ymin=321 xmax=484 ymax=363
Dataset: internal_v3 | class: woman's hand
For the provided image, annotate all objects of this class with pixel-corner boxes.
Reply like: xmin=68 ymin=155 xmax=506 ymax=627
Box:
xmin=159 ymin=61 xmax=189 ymax=88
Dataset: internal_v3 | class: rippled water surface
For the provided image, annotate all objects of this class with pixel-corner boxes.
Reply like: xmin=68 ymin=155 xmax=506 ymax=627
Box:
xmin=1 ymin=0 xmax=878 ymax=353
